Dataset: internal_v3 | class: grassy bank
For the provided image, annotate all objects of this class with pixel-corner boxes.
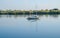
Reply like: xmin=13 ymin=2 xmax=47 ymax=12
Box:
xmin=0 ymin=9 xmax=60 ymax=15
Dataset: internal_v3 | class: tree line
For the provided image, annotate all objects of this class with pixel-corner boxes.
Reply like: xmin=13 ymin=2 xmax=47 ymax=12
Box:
xmin=0 ymin=8 xmax=60 ymax=15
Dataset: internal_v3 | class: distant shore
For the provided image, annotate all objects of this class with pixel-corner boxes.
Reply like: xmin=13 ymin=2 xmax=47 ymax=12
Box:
xmin=0 ymin=8 xmax=60 ymax=15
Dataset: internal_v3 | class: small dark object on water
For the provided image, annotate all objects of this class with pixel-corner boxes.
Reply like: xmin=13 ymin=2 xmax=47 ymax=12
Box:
xmin=27 ymin=16 xmax=39 ymax=20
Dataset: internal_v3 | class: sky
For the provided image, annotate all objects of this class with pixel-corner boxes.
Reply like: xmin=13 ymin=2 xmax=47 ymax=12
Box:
xmin=0 ymin=0 xmax=60 ymax=10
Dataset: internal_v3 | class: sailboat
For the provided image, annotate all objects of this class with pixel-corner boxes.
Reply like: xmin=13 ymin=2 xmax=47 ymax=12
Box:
xmin=27 ymin=10 xmax=39 ymax=20
xmin=27 ymin=15 xmax=39 ymax=20
xmin=27 ymin=4 xmax=39 ymax=20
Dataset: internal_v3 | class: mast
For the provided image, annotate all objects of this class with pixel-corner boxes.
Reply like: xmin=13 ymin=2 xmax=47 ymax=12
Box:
xmin=34 ymin=0 xmax=38 ymax=15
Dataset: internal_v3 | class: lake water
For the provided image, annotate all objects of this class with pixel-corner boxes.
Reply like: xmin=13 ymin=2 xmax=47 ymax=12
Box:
xmin=0 ymin=15 xmax=60 ymax=38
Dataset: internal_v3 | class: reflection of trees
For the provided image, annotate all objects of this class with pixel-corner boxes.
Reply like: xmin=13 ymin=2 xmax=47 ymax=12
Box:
xmin=49 ymin=14 xmax=59 ymax=18
xmin=0 ymin=15 xmax=1 ymax=17
xmin=0 ymin=14 xmax=59 ymax=18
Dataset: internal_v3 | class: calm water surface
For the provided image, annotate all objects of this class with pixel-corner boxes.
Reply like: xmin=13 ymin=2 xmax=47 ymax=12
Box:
xmin=0 ymin=15 xmax=60 ymax=38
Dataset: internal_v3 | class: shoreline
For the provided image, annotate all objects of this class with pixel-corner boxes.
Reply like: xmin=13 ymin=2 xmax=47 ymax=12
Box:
xmin=0 ymin=12 xmax=60 ymax=15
